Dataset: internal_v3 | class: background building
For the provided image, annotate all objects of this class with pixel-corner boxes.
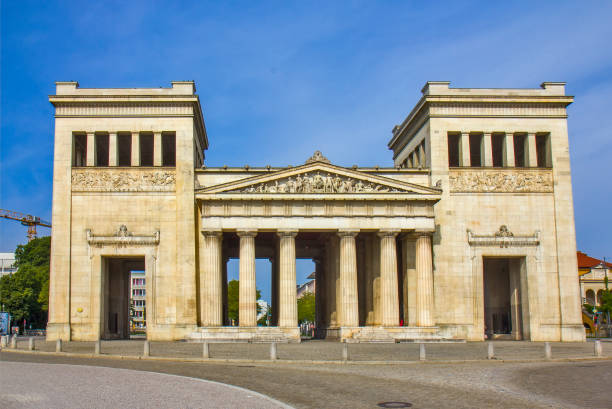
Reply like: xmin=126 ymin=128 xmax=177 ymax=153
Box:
xmin=130 ymin=271 xmax=146 ymax=332
xmin=578 ymin=251 xmax=611 ymax=306
xmin=0 ymin=253 xmax=16 ymax=278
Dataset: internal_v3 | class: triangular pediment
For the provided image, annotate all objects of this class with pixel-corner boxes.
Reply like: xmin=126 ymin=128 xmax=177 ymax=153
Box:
xmin=198 ymin=161 xmax=440 ymax=196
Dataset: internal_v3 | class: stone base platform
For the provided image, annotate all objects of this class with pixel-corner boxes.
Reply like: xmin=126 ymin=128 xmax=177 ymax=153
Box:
xmin=186 ymin=326 xmax=301 ymax=343
xmin=319 ymin=326 xmax=460 ymax=343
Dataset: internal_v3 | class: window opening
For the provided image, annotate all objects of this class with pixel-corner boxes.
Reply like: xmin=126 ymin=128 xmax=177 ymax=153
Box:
xmin=447 ymin=133 xmax=460 ymax=167
xmin=95 ymin=133 xmax=109 ymax=167
xmin=73 ymin=133 xmax=87 ymax=166
xmin=140 ymin=133 xmax=154 ymax=166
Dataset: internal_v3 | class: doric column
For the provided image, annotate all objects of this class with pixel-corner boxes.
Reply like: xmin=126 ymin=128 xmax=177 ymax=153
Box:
xmin=200 ymin=230 xmax=223 ymax=326
xmin=237 ymin=230 xmax=257 ymax=327
xmin=154 ymin=131 xmax=163 ymax=166
xmin=460 ymin=131 xmax=471 ymax=167
xmin=86 ymin=131 xmax=96 ymax=166
xmin=526 ymin=132 xmax=538 ymax=167
xmin=131 ymin=131 xmax=140 ymax=166
xmin=503 ymin=132 xmax=515 ymax=167
xmin=416 ymin=233 xmax=435 ymax=327
xmin=338 ymin=230 xmax=359 ymax=327
xmin=483 ymin=132 xmax=493 ymax=167
xmin=278 ymin=230 xmax=298 ymax=328
xmin=109 ymin=132 xmax=118 ymax=166
xmin=378 ymin=230 xmax=400 ymax=326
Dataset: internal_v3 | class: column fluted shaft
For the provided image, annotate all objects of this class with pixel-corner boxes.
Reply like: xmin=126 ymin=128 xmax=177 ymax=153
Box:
xmin=238 ymin=230 xmax=257 ymax=327
xmin=338 ymin=230 xmax=359 ymax=327
xmin=378 ymin=230 xmax=400 ymax=326
xmin=200 ymin=231 xmax=223 ymax=326
xmin=416 ymin=234 xmax=435 ymax=327
xmin=278 ymin=231 xmax=298 ymax=328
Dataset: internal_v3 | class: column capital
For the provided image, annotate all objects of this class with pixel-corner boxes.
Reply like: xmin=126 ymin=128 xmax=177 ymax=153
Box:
xmin=153 ymin=131 xmax=163 ymax=136
xmin=201 ymin=229 xmax=223 ymax=238
xmin=377 ymin=229 xmax=400 ymax=238
xmin=276 ymin=230 xmax=298 ymax=238
xmin=236 ymin=229 xmax=257 ymax=238
xmin=86 ymin=130 xmax=96 ymax=136
xmin=337 ymin=229 xmax=359 ymax=238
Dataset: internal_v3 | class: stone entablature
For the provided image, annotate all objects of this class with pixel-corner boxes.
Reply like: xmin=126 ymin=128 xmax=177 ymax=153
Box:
xmin=467 ymin=225 xmax=540 ymax=248
xmin=71 ymin=168 xmax=176 ymax=192
xmin=448 ymin=168 xmax=553 ymax=193
xmin=86 ymin=225 xmax=160 ymax=247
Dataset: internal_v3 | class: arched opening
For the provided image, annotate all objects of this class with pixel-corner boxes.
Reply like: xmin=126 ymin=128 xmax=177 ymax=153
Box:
xmin=586 ymin=289 xmax=596 ymax=306
xmin=597 ymin=290 xmax=603 ymax=306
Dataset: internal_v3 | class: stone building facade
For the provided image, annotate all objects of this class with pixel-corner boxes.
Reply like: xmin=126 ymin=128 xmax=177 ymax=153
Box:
xmin=46 ymin=80 xmax=585 ymax=343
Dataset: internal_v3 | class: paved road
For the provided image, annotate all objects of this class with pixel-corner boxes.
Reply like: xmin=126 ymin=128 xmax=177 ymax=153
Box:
xmin=2 ymin=352 xmax=611 ymax=408
xmin=0 ymin=361 xmax=290 ymax=409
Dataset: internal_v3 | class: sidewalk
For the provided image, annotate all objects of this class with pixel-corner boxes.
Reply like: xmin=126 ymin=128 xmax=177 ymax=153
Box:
xmin=3 ymin=337 xmax=611 ymax=363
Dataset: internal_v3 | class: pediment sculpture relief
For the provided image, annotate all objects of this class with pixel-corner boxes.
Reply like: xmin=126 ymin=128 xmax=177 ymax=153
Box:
xmin=232 ymin=172 xmax=402 ymax=194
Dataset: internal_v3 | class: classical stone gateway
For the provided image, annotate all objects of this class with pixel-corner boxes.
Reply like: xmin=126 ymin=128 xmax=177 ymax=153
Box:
xmin=46 ymin=80 xmax=585 ymax=343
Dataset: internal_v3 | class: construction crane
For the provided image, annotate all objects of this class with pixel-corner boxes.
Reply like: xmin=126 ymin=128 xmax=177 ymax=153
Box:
xmin=0 ymin=209 xmax=52 ymax=241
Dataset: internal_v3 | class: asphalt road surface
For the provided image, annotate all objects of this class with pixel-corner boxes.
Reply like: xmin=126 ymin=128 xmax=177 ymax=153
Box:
xmin=2 ymin=352 xmax=611 ymax=408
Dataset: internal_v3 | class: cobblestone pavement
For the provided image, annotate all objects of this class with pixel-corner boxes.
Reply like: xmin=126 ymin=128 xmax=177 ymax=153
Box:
xmin=2 ymin=349 xmax=612 ymax=408
xmin=0 ymin=361 xmax=290 ymax=409
xmin=6 ymin=337 xmax=612 ymax=362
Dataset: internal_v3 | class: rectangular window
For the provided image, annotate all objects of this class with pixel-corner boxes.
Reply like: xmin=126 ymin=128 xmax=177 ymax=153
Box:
xmin=469 ymin=133 xmax=483 ymax=167
xmin=491 ymin=133 xmax=504 ymax=167
xmin=140 ymin=133 xmax=154 ymax=166
xmin=117 ymin=133 xmax=132 ymax=166
xmin=73 ymin=133 xmax=87 ymax=166
xmin=447 ymin=133 xmax=460 ymax=167
xmin=95 ymin=133 xmax=109 ymax=167
xmin=513 ymin=133 xmax=527 ymax=167
xmin=162 ymin=132 xmax=176 ymax=166
xmin=536 ymin=133 xmax=552 ymax=168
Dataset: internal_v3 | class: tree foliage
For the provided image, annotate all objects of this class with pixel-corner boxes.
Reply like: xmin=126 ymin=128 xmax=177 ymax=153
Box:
xmin=297 ymin=292 xmax=315 ymax=324
xmin=0 ymin=236 xmax=51 ymax=329
xmin=227 ymin=279 xmax=261 ymax=325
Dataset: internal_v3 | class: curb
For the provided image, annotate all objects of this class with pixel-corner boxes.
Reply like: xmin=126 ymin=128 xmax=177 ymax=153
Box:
xmin=2 ymin=348 xmax=611 ymax=366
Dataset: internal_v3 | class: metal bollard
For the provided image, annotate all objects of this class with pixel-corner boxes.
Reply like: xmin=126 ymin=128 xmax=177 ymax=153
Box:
xmin=419 ymin=343 xmax=426 ymax=361
xmin=94 ymin=340 xmax=101 ymax=355
xmin=342 ymin=342 xmax=349 ymax=361
xmin=202 ymin=342 xmax=209 ymax=359
xmin=143 ymin=340 xmax=150 ymax=357
xmin=56 ymin=339 xmax=62 ymax=353
xmin=544 ymin=342 xmax=551 ymax=359
xmin=487 ymin=342 xmax=494 ymax=360
xmin=594 ymin=339 xmax=602 ymax=357
xmin=270 ymin=342 xmax=277 ymax=361
xmin=28 ymin=337 xmax=34 ymax=351
xmin=11 ymin=335 xmax=17 ymax=349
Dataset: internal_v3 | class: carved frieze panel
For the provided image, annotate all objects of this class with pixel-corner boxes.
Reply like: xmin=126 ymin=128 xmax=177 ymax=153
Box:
xmin=449 ymin=169 xmax=553 ymax=193
xmin=468 ymin=225 xmax=540 ymax=248
xmin=86 ymin=225 xmax=160 ymax=247
xmin=230 ymin=171 xmax=403 ymax=194
xmin=72 ymin=168 xmax=175 ymax=192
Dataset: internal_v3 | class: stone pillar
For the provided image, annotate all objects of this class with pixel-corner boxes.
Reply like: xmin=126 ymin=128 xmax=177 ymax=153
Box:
xmin=415 ymin=233 xmax=435 ymax=327
xmin=237 ymin=230 xmax=257 ymax=327
xmin=314 ymin=258 xmax=324 ymax=330
xmin=278 ymin=230 xmax=298 ymax=328
xmin=483 ymin=132 xmax=493 ymax=167
xmin=378 ymin=230 xmax=400 ymax=326
xmin=460 ymin=131 xmax=471 ymax=167
xmin=338 ymin=230 xmax=359 ymax=327
xmin=222 ymin=256 xmax=229 ymax=325
xmin=401 ymin=236 xmax=417 ymax=326
xmin=86 ymin=131 xmax=96 ymax=166
xmin=200 ymin=230 xmax=223 ymax=326
xmin=503 ymin=132 xmax=515 ymax=167
xmin=526 ymin=132 xmax=538 ymax=167
xmin=154 ymin=131 xmax=163 ymax=166
xmin=131 ymin=131 xmax=140 ymax=166
xmin=109 ymin=132 xmax=118 ymax=166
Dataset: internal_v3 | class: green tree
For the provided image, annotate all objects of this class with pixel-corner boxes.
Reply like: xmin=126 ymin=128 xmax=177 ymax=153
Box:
xmin=297 ymin=292 xmax=315 ymax=324
xmin=227 ymin=279 xmax=261 ymax=325
xmin=0 ymin=236 xmax=51 ymax=329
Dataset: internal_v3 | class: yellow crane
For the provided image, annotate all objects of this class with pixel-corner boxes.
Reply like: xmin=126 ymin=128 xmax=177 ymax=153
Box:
xmin=0 ymin=209 xmax=51 ymax=241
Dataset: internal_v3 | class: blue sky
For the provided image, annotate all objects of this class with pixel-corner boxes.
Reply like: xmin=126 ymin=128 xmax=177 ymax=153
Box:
xmin=2 ymin=2 xmax=612 ymax=301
